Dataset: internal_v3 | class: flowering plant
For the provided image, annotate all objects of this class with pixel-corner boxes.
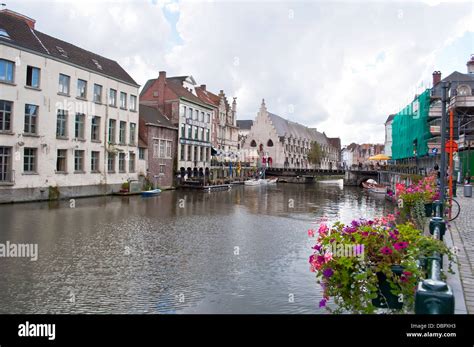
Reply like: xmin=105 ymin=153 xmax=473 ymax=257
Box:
xmin=309 ymin=216 xmax=454 ymax=314
xmin=396 ymin=174 xmax=439 ymax=206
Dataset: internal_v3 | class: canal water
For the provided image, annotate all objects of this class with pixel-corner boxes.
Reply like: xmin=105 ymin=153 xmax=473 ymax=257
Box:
xmin=0 ymin=181 xmax=393 ymax=314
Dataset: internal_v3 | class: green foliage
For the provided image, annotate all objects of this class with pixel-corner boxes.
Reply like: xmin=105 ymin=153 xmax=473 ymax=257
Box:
xmin=48 ymin=186 xmax=60 ymax=201
xmin=310 ymin=217 xmax=456 ymax=314
xmin=308 ymin=142 xmax=325 ymax=166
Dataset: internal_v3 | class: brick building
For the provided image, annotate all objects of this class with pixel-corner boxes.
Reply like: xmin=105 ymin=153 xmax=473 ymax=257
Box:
xmin=138 ymin=104 xmax=177 ymax=188
xmin=140 ymin=72 xmax=213 ymax=179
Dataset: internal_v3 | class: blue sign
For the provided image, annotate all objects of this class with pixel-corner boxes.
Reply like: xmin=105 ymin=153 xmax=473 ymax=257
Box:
xmin=432 ymin=148 xmax=438 ymax=154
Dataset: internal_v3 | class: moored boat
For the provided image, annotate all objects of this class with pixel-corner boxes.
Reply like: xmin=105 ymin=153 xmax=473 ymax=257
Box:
xmin=244 ymin=179 xmax=261 ymax=186
xmin=141 ymin=188 xmax=161 ymax=197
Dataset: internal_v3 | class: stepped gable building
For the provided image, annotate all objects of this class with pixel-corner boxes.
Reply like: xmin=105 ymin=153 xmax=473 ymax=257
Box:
xmin=195 ymin=85 xmax=238 ymax=153
xmin=242 ymin=100 xmax=341 ymax=169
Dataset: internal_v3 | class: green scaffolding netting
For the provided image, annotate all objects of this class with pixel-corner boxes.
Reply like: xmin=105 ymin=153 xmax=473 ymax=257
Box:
xmin=391 ymin=89 xmax=431 ymax=160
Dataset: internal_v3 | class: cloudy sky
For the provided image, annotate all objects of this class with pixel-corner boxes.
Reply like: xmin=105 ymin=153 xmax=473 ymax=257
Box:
xmin=8 ymin=0 xmax=474 ymax=145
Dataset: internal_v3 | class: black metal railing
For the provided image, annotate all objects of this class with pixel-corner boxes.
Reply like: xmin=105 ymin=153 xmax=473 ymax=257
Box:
xmin=414 ymin=200 xmax=455 ymax=314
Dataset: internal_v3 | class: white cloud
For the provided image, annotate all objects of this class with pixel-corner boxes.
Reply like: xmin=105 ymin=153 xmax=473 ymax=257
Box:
xmin=8 ymin=0 xmax=473 ymax=145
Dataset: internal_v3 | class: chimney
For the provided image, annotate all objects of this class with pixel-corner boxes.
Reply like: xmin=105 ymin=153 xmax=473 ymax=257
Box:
xmin=1 ymin=9 xmax=36 ymax=29
xmin=200 ymin=84 xmax=206 ymax=90
xmin=467 ymin=55 xmax=474 ymax=74
xmin=158 ymin=71 xmax=166 ymax=80
xmin=432 ymin=71 xmax=442 ymax=86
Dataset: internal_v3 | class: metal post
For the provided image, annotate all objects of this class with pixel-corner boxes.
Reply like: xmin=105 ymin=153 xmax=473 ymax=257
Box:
xmin=439 ymin=82 xmax=449 ymax=205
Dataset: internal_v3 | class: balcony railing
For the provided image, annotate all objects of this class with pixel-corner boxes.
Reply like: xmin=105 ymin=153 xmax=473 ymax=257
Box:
xmin=449 ymin=95 xmax=474 ymax=108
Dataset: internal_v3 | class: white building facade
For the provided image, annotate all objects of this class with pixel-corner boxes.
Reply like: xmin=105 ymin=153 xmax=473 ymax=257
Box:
xmin=0 ymin=10 xmax=140 ymax=202
xmin=384 ymin=114 xmax=394 ymax=157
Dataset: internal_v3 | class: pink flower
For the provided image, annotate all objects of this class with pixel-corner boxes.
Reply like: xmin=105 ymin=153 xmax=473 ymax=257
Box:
xmin=308 ymin=229 xmax=315 ymax=238
xmin=318 ymin=223 xmax=329 ymax=236
xmin=394 ymin=241 xmax=409 ymax=251
xmin=380 ymin=246 xmax=393 ymax=255
xmin=324 ymin=252 xmax=333 ymax=262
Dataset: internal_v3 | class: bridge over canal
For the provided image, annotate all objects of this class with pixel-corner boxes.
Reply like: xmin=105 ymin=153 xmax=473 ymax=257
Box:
xmin=265 ymin=167 xmax=378 ymax=186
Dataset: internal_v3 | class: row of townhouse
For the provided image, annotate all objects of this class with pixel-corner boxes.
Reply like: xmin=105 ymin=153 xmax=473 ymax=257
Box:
xmin=0 ymin=9 xmax=143 ymax=202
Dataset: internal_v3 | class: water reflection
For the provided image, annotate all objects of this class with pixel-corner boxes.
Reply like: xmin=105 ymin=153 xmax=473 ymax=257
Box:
xmin=0 ymin=180 xmax=392 ymax=314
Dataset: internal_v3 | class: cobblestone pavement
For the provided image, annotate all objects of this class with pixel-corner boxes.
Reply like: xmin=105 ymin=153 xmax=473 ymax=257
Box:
xmin=450 ymin=194 xmax=474 ymax=314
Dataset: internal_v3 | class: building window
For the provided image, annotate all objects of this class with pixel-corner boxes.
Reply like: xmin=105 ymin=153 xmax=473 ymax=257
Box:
xmin=91 ymin=116 xmax=100 ymax=141
xmin=108 ymin=119 xmax=116 ymax=143
xmin=119 ymin=121 xmax=126 ymax=144
xmin=56 ymin=109 xmax=68 ymax=138
xmin=206 ymin=129 xmax=210 ymax=142
xmin=109 ymin=89 xmax=117 ymax=106
xmin=200 ymin=147 xmax=204 ymax=163
xmin=166 ymin=141 xmax=172 ymax=158
xmin=250 ymin=140 xmax=257 ymax=147
xmin=0 ymin=147 xmax=12 ymax=182
xmin=200 ymin=111 xmax=204 ymax=122
xmin=194 ymin=109 xmax=199 ymax=121
xmin=267 ymin=139 xmax=274 ymax=147
xmin=24 ymin=104 xmax=38 ymax=135
xmin=23 ymin=148 xmax=36 ymax=173
xmin=129 ymin=123 xmax=136 ymax=145
xmin=187 ymin=145 xmax=192 ymax=161
xmin=129 ymin=152 xmax=136 ymax=173
xmin=139 ymin=148 xmax=145 ymax=160
xmin=194 ymin=126 xmax=198 ymax=140
xmin=159 ymin=164 xmax=165 ymax=174
xmin=181 ymin=123 xmax=185 ymax=138
xmin=58 ymin=74 xmax=70 ymax=95
xmin=77 ymin=79 xmax=87 ymax=99
xmin=118 ymin=153 xmax=126 ymax=172
xmin=0 ymin=100 xmax=12 ymax=132
xmin=188 ymin=108 xmax=192 ymax=119
xmin=26 ymin=66 xmax=40 ymax=88
xmin=180 ymin=144 xmax=185 ymax=160
xmin=200 ymin=127 xmax=204 ymax=140
xmin=120 ymin=92 xmax=127 ymax=109
xmin=182 ymin=105 xmax=187 ymax=117
xmin=188 ymin=125 xmax=192 ymax=139
xmin=93 ymin=84 xmax=102 ymax=103
xmin=107 ymin=154 xmax=115 ymax=172
xmin=0 ymin=59 xmax=14 ymax=83
xmin=206 ymin=113 xmax=210 ymax=123
xmin=91 ymin=151 xmax=100 ymax=172
xmin=194 ymin=146 xmax=198 ymax=162
xmin=74 ymin=150 xmax=84 ymax=172
xmin=159 ymin=140 xmax=166 ymax=158
xmin=75 ymin=113 xmax=85 ymax=139
xmin=130 ymin=95 xmax=137 ymax=111
xmin=56 ymin=149 xmax=67 ymax=172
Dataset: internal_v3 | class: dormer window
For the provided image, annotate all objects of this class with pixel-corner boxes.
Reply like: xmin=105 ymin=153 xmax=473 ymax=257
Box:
xmin=457 ymin=84 xmax=472 ymax=96
xmin=56 ymin=46 xmax=68 ymax=58
xmin=92 ymin=59 xmax=102 ymax=70
xmin=0 ymin=28 xmax=10 ymax=39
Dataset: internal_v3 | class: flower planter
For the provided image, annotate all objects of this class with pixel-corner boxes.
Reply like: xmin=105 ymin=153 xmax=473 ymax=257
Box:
xmin=372 ymin=265 xmax=404 ymax=310
xmin=424 ymin=203 xmax=433 ymax=217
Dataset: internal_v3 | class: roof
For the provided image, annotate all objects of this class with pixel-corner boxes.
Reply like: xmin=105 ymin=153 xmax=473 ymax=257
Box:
xmin=139 ymin=104 xmax=175 ymax=128
xmin=195 ymin=87 xmax=220 ymax=107
xmin=237 ymin=120 xmax=253 ymax=130
xmin=140 ymin=76 xmax=210 ymax=108
xmin=267 ymin=112 xmax=329 ymax=145
xmin=0 ymin=10 xmax=138 ymax=86
xmin=385 ymin=114 xmax=395 ymax=124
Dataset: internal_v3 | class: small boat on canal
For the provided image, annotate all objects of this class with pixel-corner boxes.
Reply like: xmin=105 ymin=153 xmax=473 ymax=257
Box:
xmin=141 ymin=188 xmax=162 ymax=197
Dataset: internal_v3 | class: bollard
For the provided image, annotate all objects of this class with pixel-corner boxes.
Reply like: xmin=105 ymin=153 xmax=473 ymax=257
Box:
xmin=429 ymin=217 xmax=446 ymax=241
xmin=432 ymin=200 xmax=443 ymax=217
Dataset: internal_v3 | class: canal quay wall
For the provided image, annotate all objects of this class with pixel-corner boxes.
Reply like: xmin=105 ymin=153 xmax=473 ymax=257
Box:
xmin=0 ymin=183 xmax=125 ymax=204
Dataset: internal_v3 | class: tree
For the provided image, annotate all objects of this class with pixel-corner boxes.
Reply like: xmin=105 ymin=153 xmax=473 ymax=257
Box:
xmin=308 ymin=141 xmax=325 ymax=168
